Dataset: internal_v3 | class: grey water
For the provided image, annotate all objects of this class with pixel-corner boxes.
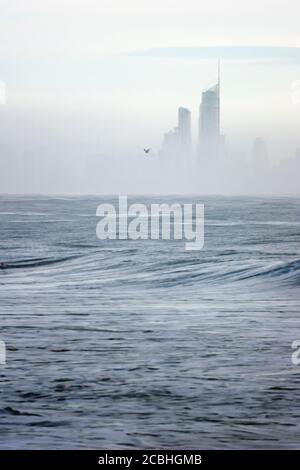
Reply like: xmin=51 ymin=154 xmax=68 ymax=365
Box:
xmin=0 ymin=195 xmax=299 ymax=449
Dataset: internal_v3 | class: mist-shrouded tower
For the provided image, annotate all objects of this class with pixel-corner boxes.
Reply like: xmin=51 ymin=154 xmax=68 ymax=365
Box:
xmin=160 ymin=106 xmax=192 ymax=164
xmin=252 ymin=137 xmax=269 ymax=173
xmin=178 ymin=107 xmax=192 ymax=158
xmin=198 ymin=60 xmax=223 ymax=159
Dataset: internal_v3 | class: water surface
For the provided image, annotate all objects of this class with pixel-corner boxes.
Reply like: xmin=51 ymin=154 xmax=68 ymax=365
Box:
xmin=0 ymin=196 xmax=299 ymax=449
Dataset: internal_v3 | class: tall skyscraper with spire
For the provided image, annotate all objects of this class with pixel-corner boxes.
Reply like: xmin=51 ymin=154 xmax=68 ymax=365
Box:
xmin=198 ymin=60 xmax=223 ymax=159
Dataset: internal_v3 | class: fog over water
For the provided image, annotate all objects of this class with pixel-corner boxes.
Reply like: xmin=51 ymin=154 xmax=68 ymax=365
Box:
xmin=0 ymin=1 xmax=300 ymax=194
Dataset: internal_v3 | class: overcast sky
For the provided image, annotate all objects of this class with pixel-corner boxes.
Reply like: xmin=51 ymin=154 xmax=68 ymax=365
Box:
xmin=1 ymin=0 xmax=300 ymax=55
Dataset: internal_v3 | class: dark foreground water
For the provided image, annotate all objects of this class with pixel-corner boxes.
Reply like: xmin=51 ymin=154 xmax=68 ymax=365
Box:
xmin=0 ymin=195 xmax=299 ymax=449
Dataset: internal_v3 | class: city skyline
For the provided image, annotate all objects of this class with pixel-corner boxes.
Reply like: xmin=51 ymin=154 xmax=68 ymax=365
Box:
xmin=1 ymin=1 xmax=300 ymax=194
xmin=160 ymin=62 xmax=223 ymax=162
xmin=160 ymin=62 xmax=270 ymax=166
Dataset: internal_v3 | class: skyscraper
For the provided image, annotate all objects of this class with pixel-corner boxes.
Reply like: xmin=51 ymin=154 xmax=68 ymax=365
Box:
xmin=178 ymin=107 xmax=192 ymax=156
xmin=199 ymin=84 xmax=219 ymax=139
xmin=252 ymin=137 xmax=269 ymax=172
xmin=198 ymin=61 xmax=222 ymax=159
xmin=160 ymin=107 xmax=192 ymax=162
xmin=161 ymin=127 xmax=179 ymax=158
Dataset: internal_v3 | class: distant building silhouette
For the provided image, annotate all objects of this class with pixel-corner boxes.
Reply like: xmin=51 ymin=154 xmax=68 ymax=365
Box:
xmin=161 ymin=127 xmax=178 ymax=158
xmin=160 ymin=107 xmax=192 ymax=163
xmin=198 ymin=61 xmax=224 ymax=159
xmin=199 ymin=84 xmax=219 ymax=141
xmin=178 ymin=107 xmax=192 ymax=157
xmin=252 ymin=137 xmax=269 ymax=171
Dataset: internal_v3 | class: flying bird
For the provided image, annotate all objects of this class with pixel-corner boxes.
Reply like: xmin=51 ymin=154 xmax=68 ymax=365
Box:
xmin=143 ymin=148 xmax=151 ymax=154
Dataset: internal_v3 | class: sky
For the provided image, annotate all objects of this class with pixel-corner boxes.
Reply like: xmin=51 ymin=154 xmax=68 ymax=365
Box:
xmin=0 ymin=0 xmax=300 ymax=193
xmin=1 ymin=1 xmax=300 ymax=54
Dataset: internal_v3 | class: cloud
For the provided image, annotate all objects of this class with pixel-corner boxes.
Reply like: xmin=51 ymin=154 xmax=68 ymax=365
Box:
xmin=128 ymin=46 xmax=300 ymax=62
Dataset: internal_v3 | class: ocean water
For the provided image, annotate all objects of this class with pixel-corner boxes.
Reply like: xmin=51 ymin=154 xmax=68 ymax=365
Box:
xmin=0 ymin=195 xmax=299 ymax=449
